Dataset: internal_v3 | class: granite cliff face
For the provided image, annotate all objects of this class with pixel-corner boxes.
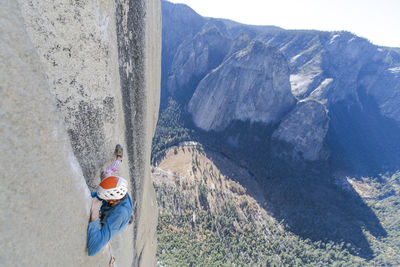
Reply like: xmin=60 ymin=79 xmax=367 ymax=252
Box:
xmin=167 ymin=24 xmax=231 ymax=103
xmin=252 ymin=30 xmax=400 ymax=136
xmin=162 ymin=2 xmax=400 ymax=171
xmin=272 ymin=100 xmax=329 ymax=161
xmin=188 ymin=40 xmax=296 ymax=131
xmin=1 ymin=0 xmax=161 ymax=266
xmin=161 ymin=1 xmax=205 ymax=105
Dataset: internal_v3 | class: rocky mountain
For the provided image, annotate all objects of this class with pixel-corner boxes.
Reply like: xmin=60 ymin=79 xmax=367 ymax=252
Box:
xmin=161 ymin=0 xmax=400 ymax=174
xmin=272 ymin=99 xmax=329 ymax=161
xmin=168 ymin=23 xmax=231 ymax=104
xmin=1 ymin=1 xmax=160 ymax=266
xmin=152 ymin=1 xmax=400 ymax=265
xmin=188 ymin=40 xmax=296 ymax=131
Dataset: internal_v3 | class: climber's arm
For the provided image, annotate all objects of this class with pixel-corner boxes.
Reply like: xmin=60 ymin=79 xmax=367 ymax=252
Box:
xmin=87 ymin=219 xmax=111 ymax=256
xmin=87 ymin=200 xmax=128 ymax=256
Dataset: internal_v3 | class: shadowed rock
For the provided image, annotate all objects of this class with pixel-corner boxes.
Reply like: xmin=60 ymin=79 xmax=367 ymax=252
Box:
xmin=273 ymin=100 xmax=329 ymax=161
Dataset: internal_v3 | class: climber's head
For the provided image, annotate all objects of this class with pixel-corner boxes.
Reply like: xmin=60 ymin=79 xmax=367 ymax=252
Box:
xmin=97 ymin=176 xmax=128 ymax=203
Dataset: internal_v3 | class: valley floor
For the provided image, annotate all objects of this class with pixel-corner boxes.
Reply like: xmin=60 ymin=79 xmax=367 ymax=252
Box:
xmin=152 ymin=144 xmax=400 ymax=266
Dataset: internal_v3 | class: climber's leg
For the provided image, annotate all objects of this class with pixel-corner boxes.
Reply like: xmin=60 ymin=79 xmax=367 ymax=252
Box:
xmin=101 ymin=144 xmax=123 ymax=180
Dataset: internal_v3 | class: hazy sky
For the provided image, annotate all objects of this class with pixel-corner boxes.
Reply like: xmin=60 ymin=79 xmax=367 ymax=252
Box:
xmin=168 ymin=0 xmax=399 ymax=48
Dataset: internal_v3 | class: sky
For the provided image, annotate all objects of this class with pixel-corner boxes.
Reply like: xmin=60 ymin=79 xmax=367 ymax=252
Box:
xmin=168 ymin=0 xmax=400 ymax=48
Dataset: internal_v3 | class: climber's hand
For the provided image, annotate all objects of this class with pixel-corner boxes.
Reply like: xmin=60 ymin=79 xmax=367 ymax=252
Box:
xmin=90 ymin=197 xmax=102 ymax=222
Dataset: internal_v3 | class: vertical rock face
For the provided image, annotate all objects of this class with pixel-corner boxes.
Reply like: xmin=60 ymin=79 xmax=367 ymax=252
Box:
xmin=114 ymin=1 xmax=161 ymax=265
xmin=358 ymin=61 xmax=400 ymax=126
xmin=167 ymin=24 xmax=231 ymax=102
xmin=188 ymin=40 xmax=296 ymax=131
xmin=272 ymin=100 xmax=330 ymax=161
xmin=18 ymin=0 xmax=126 ymax=190
xmin=161 ymin=1 xmax=205 ymax=104
xmin=1 ymin=0 xmax=160 ymax=266
xmin=0 ymin=2 xmax=96 ymax=265
xmin=161 ymin=1 xmax=205 ymax=68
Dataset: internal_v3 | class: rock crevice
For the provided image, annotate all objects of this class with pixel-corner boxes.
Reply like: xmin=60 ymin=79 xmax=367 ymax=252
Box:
xmin=1 ymin=0 xmax=161 ymax=266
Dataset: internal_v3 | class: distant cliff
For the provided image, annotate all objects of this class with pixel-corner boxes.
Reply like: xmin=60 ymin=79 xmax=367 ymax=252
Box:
xmin=153 ymin=2 xmax=400 ymax=265
xmin=161 ymin=1 xmax=400 ymax=172
xmin=188 ymin=40 xmax=296 ymax=131
xmin=1 ymin=0 xmax=161 ymax=266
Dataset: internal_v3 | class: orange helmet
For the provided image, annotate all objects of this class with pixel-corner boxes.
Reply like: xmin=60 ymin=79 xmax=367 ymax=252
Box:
xmin=97 ymin=176 xmax=128 ymax=200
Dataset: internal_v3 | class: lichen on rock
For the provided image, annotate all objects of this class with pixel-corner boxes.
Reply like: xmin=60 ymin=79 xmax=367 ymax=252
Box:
xmin=1 ymin=0 xmax=161 ymax=266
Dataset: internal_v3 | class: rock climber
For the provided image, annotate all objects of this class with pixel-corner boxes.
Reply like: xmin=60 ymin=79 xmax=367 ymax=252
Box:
xmin=87 ymin=144 xmax=133 ymax=257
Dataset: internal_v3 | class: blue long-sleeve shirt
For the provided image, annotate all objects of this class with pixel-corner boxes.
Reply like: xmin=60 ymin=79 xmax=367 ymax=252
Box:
xmin=87 ymin=192 xmax=133 ymax=256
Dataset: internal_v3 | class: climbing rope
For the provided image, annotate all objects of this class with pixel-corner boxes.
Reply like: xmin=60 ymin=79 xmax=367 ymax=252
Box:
xmin=108 ymin=242 xmax=115 ymax=267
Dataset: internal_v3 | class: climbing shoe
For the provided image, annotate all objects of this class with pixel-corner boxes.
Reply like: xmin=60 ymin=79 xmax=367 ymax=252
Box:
xmin=115 ymin=144 xmax=123 ymax=159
